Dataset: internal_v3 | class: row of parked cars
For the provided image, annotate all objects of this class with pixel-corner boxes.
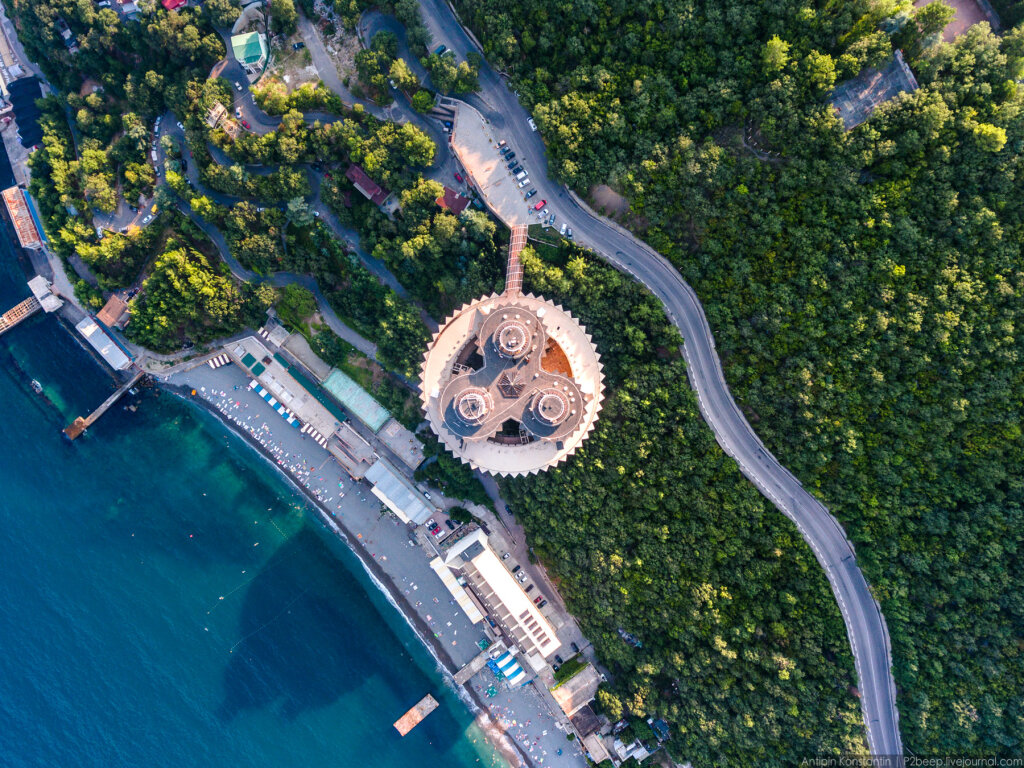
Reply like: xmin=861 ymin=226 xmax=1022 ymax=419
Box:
xmin=496 ymin=139 xmax=532 ymax=191
xmin=505 ymin=557 xmax=548 ymax=609
xmin=425 ymin=516 xmax=460 ymax=537
xmin=497 ymin=139 xmax=573 ymax=240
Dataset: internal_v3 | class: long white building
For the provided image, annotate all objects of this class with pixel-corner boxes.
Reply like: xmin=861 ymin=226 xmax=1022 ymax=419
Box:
xmin=440 ymin=528 xmax=560 ymax=670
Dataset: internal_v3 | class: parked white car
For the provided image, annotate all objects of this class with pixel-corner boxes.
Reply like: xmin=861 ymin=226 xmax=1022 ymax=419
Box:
xmin=528 ymin=117 xmax=537 ymax=131
xmin=518 ymin=179 xmax=531 ymax=188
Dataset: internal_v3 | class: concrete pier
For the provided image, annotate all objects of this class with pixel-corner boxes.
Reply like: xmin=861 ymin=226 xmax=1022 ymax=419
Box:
xmin=453 ymin=645 xmax=498 ymax=685
xmin=64 ymin=370 xmax=144 ymax=440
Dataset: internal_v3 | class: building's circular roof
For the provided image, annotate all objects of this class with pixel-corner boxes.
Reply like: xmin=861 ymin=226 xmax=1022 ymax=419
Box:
xmin=420 ymin=293 xmax=604 ymax=476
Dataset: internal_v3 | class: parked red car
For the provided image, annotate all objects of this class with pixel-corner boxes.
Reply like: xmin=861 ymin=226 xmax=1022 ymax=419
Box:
xmin=454 ymin=172 xmax=463 ymax=183
xmin=241 ymin=120 xmax=251 ymax=130
xmin=532 ymin=199 xmax=546 ymax=211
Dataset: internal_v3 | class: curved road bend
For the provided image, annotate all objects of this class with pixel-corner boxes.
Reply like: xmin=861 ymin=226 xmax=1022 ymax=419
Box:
xmin=414 ymin=0 xmax=903 ymax=760
xmin=177 ymin=16 xmax=901 ymax=758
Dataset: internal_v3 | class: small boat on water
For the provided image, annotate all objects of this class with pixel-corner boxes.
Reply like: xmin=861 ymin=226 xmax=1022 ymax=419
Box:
xmin=30 ymin=379 xmax=43 ymax=395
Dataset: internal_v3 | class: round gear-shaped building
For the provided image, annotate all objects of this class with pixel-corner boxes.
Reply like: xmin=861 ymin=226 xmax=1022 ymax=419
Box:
xmin=420 ymin=292 xmax=604 ymax=476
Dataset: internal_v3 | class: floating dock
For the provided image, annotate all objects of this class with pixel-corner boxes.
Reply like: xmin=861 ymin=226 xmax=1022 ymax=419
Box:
xmin=393 ymin=694 xmax=439 ymax=736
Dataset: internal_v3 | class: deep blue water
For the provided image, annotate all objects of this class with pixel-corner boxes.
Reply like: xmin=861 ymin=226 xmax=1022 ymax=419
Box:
xmin=0 ymin=228 xmax=501 ymax=766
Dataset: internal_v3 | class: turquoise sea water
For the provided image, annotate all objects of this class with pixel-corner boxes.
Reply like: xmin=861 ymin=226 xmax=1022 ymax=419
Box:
xmin=0 ymin=235 xmax=501 ymax=766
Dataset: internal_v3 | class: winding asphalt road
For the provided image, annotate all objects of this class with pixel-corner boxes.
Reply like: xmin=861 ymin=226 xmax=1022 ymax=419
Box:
xmin=413 ymin=0 xmax=904 ymax=760
xmin=154 ymin=9 xmax=901 ymax=757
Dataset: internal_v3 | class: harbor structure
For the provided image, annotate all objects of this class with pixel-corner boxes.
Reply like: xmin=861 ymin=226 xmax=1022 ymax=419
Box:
xmin=0 ymin=277 xmax=62 ymax=337
xmin=64 ymin=369 xmax=144 ymax=440
xmin=0 ymin=296 xmax=41 ymax=335
xmin=28 ymin=276 xmax=63 ymax=313
xmin=393 ymin=694 xmax=439 ymax=736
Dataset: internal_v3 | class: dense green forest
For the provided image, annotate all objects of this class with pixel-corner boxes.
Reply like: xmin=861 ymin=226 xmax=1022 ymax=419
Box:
xmin=342 ymin=177 xmax=506 ymax=317
xmin=458 ymin=0 xmax=1024 ymax=754
xmin=5 ymin=0 xmax=222 ymax=102
xmin=8 ymin=0 xmax=435 ymax=370
xmin=125 ymin=241 xmax=272 ymax=352
xmin=503 ymin=243 xmax=865 ymax=763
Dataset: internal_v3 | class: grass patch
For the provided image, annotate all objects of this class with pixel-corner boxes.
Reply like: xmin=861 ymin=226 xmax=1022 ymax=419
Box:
xmin=551 ymin=654 xmax=588 ymax=687
xmin=527 ymin=224 xmax=565 ymax=264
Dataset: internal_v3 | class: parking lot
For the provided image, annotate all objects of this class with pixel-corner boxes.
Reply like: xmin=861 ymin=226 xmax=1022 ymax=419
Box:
xmin=451 ymin=103 xmax=529 ymax=226
xmin=450 ymin=102 xmax=573 ymax=242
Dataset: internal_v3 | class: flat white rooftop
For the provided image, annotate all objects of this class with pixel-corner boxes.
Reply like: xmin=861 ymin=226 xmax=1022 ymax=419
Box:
xmin=75 ymin=317 xmax=131 ymax=370
xmin=364 ymin=457 xmax=434 ymax=525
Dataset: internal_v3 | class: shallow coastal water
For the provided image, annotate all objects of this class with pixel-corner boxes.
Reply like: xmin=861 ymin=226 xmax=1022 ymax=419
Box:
xmin=0 ymin=246 xmax=503 ymax=766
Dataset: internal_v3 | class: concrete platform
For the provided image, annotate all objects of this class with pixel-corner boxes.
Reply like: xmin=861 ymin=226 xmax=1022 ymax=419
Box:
xmin=451 ymin=103 xmax=528 ymax=227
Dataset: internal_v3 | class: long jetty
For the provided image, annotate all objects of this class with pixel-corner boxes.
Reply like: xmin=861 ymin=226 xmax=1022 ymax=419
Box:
xmin=0 ymin=295 xmax=40 ymax=335
xmin=64 ymin=369 xmax=144 ymax=440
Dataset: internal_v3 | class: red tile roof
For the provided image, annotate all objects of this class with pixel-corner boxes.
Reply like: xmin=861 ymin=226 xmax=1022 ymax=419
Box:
xmin=436 ymin=186 xmax=470 ymax=215
xmin=2 ymin=186 xmax=42 ymax=249
xmin=345 ymin=164 xmax=389 ymax=206
xmin=97 ymin=294 xmax=129 ymax=328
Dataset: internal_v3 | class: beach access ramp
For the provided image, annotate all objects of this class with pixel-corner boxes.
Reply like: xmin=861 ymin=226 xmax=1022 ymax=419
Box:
xmin=393 ymin=694 xmax=439 ymax=736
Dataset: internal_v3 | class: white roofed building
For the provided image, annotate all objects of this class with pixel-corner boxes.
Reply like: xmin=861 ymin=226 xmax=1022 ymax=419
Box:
xmin=27 ymin=276 xmax=62 ymax=313
xmin=364 ymin=458 xmax=434 ymax=525
xmin=421 ymin=292 xmax=604 ymax=477
xmin=75 ymin=317 xmax=131 ymax=370
xmin=441 ymin=528 xmax=561 ymax=668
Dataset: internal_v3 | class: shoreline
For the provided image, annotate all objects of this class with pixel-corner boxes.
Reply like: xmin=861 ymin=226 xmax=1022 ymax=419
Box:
xmin=162 ymin=381 xmax=530 ymax=768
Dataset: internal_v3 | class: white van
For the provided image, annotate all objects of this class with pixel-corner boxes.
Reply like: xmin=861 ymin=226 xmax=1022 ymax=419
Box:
xmin=515 ymin=170 xmax=527 ymax=181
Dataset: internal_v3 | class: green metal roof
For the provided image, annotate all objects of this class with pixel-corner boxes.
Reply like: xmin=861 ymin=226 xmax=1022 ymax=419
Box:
xmin=322 ymin=368 xmax=391 ymax=433
xmin=276 ymin=356 xmax=349 ymax=423
xmin=251 ymin=362 xmax=266 ymax=377
xmin=230 ymin=32 xmax=267 ymax=66
xmin=241 ymin=352 xmax=257 ymax=368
